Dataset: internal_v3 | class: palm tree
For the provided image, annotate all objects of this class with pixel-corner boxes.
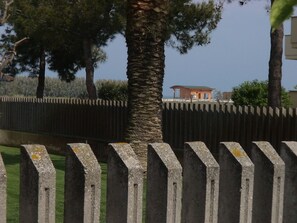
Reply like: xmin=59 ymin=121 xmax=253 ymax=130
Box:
xmin=125 ymin=0 xmax=222 ymax=167
xmin=268 ymin=0 xmax=283 ymax=107
xmin=239 ymin=0 xmax=283 ymax=107
xmin=125 ymin=0 xmax=169 ymax=167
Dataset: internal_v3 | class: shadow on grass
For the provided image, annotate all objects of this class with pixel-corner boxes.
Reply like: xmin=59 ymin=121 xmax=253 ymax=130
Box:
xmin=0 ymin=150 xmax=66 ymax=172
xmin=0 ymin=152 xmax=20 ymax=166
xmin=50 ymin=158 xmax=65 ymax=171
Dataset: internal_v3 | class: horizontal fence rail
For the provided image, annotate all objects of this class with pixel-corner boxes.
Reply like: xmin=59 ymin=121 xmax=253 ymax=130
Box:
xmin=1 ymin=141 xmax=297 ymax=222
xmin=0 ymin=97 xmax=297 ymax=155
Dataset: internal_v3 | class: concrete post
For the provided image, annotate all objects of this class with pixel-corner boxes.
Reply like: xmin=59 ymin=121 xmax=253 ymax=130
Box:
xmin=107 ymin=143 xmax=144 ymax=223
xmin=182 ymin=141 xmax=220 ymax=223
xmin=20 ymin=144 xmax=56 ymax=223
xmin=64 ymin=143 xmax=101 ymax=223
xmin=218 ymin=142 xmax=254 ymax=223
xmin=250 ymin=141 xmax=285 ymax=223
xmin=0 ymin=153 xmax=6 ymax=223
xmin=280 ymin=141 xmax=297 ymax=223
xmin=146 ymin=143 xmax=182 ymax=223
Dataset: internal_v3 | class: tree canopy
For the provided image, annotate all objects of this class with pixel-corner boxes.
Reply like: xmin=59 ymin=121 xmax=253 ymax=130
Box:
xmin=3 ymin=0 xmax=222 ymax=75
xmin=166 ymin=0 xmax=222 ymax=54
xmin=1 ymin=0 xmax=125 ymax=98
xmin=1 ymin=0 xmax=222 ymax=100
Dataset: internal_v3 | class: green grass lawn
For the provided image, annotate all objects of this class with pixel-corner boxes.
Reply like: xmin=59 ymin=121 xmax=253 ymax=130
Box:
xmin=0 ymin=145 xmax=107 ymax=223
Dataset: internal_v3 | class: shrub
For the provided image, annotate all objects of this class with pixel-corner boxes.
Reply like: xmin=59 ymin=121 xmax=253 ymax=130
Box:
xmin=232 ymin=80 xmax=291 ymax=107
xmin=0 ymin=76 xmax=128 ymax=100
xmin=96 ymin=80 xmax=128 ymax=101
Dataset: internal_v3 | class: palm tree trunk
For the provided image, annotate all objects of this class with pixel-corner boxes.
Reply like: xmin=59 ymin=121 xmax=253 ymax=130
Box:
xmin=125 ymin=0 xmax=169 ymax=167
xmin=83 ymin=38 xmax=97 ymax=99
xmin=36 ymin=47 xmax=45 ymax=99
xmin=268 ymin=0 xmax=283 ymax=108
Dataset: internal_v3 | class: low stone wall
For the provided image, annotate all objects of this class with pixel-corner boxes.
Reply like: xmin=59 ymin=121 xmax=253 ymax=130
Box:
xmin=0 ymin=141 xmax=297 ymax=222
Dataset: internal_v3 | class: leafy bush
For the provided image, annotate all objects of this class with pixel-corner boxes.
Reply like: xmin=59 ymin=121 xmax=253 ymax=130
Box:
xmin=0 ymin=76 xmax=128 ymax=100
xmin=232 ymin=80 xmax=291 ymax=107
xmin=96 ymin=80 xmax=128 ymax=101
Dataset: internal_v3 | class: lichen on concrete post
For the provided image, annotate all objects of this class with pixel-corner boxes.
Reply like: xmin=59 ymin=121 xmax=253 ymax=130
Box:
xmin=280 ymin=141 xmax=297 ymax=223
xmin=251 ymin=141 xmax=285 ymax=223
xmin=218 ymin=142 xmax=254 ymax=223
xmin=20 ymin=144 xmax=56 ymax=223
xmin=182 ymin=141 xmax=220 ymax=223
xmin=64 ymin=143 xmax=101 ymax=223
xmin=146 ymin=143 xmax=182 ymax=223
xmin=0 ymin=153 xmax=7 ymax=223
xmin=107 ymin=143 xmax=144 ymax=223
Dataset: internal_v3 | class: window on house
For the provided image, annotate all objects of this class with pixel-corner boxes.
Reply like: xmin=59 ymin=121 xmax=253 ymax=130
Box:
xmin=174 ymin=89 xmax=180 ymax=98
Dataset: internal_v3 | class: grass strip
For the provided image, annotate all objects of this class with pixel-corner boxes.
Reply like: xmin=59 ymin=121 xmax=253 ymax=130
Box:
xmin=0 ymin=146 xmax=107 ymax=223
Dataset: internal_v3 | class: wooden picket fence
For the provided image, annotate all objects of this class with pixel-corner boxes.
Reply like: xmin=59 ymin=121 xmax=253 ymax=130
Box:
xmin=0 ymin=97 xmax=296 ymax=155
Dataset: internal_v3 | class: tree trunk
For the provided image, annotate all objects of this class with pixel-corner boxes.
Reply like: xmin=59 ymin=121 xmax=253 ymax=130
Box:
xmin=83 ymin=38 xmax=97 ymax=99
xmin=268 ymin=0 xmax=283 ymax=108
xmin=125 ymin=0 xmax=169 ymax=167
xmin=36 ymin=48 xmax=45 ymax=99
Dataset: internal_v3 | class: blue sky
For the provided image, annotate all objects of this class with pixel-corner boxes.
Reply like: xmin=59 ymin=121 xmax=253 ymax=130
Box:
xmin=92 ymin=1 xmax=297 ymax=97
